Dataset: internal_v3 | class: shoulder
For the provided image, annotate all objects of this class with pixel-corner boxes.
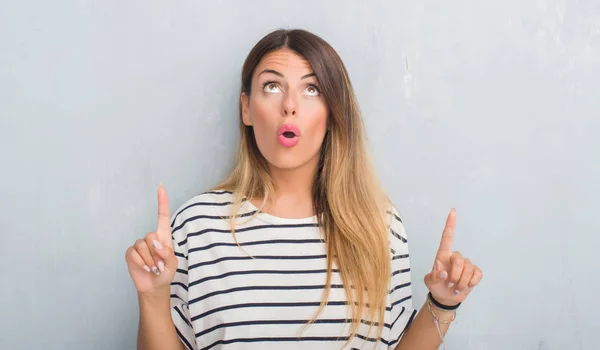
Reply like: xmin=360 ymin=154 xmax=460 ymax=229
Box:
xmin=386 ymin=203 xmax=409 ymax=254
xmin=169 ymin=190 xmax=239 ymax=243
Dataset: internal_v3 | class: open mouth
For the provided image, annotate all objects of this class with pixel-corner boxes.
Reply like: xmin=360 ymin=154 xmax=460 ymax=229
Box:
xmin=277 ymin=124 xmax=301 ymax=147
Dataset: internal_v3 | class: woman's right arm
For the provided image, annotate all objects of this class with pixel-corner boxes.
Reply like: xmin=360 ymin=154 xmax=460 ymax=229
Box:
xmin=137 ymin=289 xmax=185 ymax=350
xmin=126 ymin=185 xmax=186 ymax=350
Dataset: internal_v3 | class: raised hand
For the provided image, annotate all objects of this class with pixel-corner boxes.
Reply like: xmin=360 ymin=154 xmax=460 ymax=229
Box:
xmin=125 ymin=184 xmax=178 ymax=294
xmin=424 ymin=209 xmax=483 ymax=306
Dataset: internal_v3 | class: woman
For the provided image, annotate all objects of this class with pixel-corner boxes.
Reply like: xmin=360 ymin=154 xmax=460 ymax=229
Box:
xmin=125 ymin=29 xmax=482 ymax=350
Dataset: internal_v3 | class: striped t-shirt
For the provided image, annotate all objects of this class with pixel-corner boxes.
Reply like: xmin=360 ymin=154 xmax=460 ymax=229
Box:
xmin=168 ymin=191 xmax=417 ymax=350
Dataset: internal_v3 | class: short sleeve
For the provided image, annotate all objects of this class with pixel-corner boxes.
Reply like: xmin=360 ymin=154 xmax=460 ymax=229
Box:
xmin=169 ymin=212 xmax=197 ymax=350
xmin=387 ymin=205 xmax=418 ymax=349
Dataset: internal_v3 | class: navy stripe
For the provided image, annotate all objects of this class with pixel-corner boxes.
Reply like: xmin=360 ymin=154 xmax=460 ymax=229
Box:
xmin=392 ymin=295 xmax=412 ymax=308
xmin=191 ymin=301 xmax=348 ymax=322
xmin=175 ymin=326 xmax=194 ymax=350
xmin=388 ymin=307 xmax=413 ymax=348
xmin=176 ymin=268 xmax=188 ymax=275
xmin=174 ymin=305 xmax=192 ymax=328
xmin=170 ymin=294 xmax=185 ymax=304
xmin=390 ymin=228 xmax=407 ymax=243
xmin=172 ymin=211 xmax=257 ymax=235
xmin=195 ymin=317 xmax=394 ymax=339
xmin=179 ymin=223 xmax=319 ymax=246
xmin=354 ymin=333 xmax=387 ymax=344
xmin=390 ymin=306 xmax=406 ymax=330
xmin=386 ymin=210 xmax=403 ymax=223
xmin=390 ymin=329 xmax=402 ymax=347
xmin=393 ymin=213 xmax=403 ymax=223
xmin=171 ymin=281 xmax=188 ymax=291
xmin=389 ymin=282 xmax=411 ymax=294
xmin=392 ymin=268 xmax=411 ymax=277
xmin=205 ymin=190 xmax=233 ymax=195
xmin=399 ymin=309 xmax=418 ymax=338
xmin=190 ymin=284 xmax=344 ymax=304
xmin=170 ymin=191 xmax=240 ymax=227
xmin=392 ymin=253 xmax=409 ymax=260
xmin=174 ymin=251 xmax=185 ymax=258
xmin=189 ymin=254 xmax=327 ymax=271
xmin=189 ymin=238 xmax=323 ymax=254
xmin=189 ymin=268 xmax=340 ymax=288
xmin=201 ymin=336 xmax=353 ymax=350
xmin=191 ymin=301 xmax=395 ymax=322
xmin=197 ymin=319 xmax=347 ymax=338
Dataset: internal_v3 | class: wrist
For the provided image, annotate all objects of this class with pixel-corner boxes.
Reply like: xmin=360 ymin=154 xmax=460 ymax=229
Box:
xmin=138 ymin=287 xmax=171 ymax=305
xmin=426 ymin=293 xmax=458 ymax=325
xmin=428 ymin=292 xmax=461 ymax=311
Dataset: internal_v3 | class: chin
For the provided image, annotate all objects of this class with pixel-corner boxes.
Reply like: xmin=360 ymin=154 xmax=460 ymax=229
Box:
xmin=267 ymin=157 xmax=307 ymax=170
xmin=265 ymin=151 xmax=318 ymax=171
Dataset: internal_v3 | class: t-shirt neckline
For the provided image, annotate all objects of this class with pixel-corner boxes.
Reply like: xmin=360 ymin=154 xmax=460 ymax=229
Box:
xmin=242 ymin=197 xmax=318 ymax=225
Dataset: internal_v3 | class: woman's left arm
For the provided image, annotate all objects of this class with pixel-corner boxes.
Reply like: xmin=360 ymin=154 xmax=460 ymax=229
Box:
xmin=396 ymin=209 xmax=483 ymax=350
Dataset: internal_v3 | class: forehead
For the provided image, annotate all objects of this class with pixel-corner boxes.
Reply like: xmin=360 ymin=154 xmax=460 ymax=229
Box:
xmin=254 ymin=48 xmax=313 ymax=77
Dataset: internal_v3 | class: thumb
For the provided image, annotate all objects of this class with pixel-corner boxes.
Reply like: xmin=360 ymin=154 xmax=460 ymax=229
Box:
xmin=152 ymin=239 xmax=178 ymax=271
xmin=425 ymin=259 xmax=448 ymax=285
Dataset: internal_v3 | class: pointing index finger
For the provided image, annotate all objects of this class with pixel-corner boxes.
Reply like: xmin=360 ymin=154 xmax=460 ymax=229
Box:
xmin=157 ymin=183 xmax=172 ymax=245
xmin=438 ymin=208 xmax=456 ymax=253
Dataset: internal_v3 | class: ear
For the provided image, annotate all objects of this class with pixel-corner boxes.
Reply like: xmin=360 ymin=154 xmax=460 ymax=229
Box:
xmin=241 ymin=92 xmax=252 ymax=126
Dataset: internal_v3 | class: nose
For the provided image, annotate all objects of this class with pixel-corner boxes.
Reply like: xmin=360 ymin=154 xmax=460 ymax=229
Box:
xmin=282 ymin=91 xmax=297 ymax=117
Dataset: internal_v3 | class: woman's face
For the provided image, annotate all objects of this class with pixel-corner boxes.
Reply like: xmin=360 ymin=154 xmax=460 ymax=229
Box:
xmin=241 ymin=48 xmax=328 ymax=171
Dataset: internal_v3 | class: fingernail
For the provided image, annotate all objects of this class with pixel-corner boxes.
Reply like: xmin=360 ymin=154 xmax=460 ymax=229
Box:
xmin=153 ymin=240 xmax=163 ymax=250
xmin=143 ymin=265 xmax=151 ymax=273
xmin=151 ymin=266 xmax=160 ymax=276
xmin=453 ymin=289 xmax=460 ymax=295
xmin=447 ymin=282 xmax=455 ymax=288
xmin=439 ymin=271 xmax=448 ymax=280
xmin=157 ymin=260 xmax=165 ymax=272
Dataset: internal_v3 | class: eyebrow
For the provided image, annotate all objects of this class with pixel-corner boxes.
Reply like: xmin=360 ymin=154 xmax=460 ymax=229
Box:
xmin=258 ymin=69 xmax=316 ymax=80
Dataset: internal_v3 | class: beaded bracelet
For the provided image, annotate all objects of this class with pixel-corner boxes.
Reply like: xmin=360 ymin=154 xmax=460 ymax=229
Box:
xmin=426 ymin=292 xmax=459 ymax=350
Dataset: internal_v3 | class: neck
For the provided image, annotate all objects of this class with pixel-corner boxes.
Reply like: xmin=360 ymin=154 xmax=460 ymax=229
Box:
xmin=259 ymin=156 xmax=319 ymax=218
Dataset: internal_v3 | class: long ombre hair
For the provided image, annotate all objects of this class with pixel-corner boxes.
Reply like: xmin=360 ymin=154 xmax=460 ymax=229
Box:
xmin=214 ymin=29 xmax=391 ymax=346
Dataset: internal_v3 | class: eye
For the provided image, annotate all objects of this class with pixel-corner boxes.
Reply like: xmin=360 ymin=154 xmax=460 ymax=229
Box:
xmin=263 ymin=82 xmax=282 ymax=93
xmin=305 ymin=84 xmax=320 ymax=96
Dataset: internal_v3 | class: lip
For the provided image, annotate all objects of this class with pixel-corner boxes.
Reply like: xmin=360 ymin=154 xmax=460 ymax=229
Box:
xmin=277 ymin=124 xmax=301 ymax=137
xmin=277 ymin=123 xmax=300 ymax=147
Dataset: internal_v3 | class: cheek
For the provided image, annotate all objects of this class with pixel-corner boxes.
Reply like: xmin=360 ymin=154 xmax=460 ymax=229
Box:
xmin=306 ymin=104 xmax=328 ymax=140
xmin=249 ymin=97 xmax=279 ymax=141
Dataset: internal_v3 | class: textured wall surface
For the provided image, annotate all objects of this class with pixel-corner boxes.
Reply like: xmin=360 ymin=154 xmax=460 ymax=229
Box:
xmin=1 ymin=1 xmax=598 ymax=349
